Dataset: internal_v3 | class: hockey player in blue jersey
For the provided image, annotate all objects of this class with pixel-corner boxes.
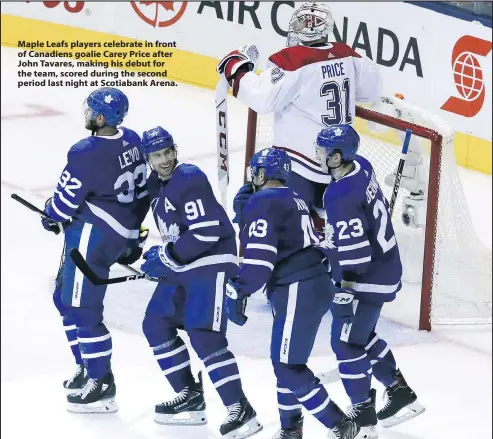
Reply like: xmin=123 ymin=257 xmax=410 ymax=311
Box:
xmin=138 ymin=126 xmax=262 ymax=439
xmin=226 ymin=148 xmax=368 ymax=439
xmin=41 ymin=87 xmax=150 ymax=413
xmin=315 ymin=125 xmax=425 ymax=435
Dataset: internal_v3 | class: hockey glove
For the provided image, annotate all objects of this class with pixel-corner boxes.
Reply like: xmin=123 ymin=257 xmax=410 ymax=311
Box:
xmin=232 ymin=183 xmax=254 ymax=224
xmin=117 ymin=226 xmax=150 ymax=265
xmin=217 ymin=45 xmax=259 ymax=87
xmin=331 ymin=289 xmax=357 ymax=318
xmin=141 ymin=243 xmax=183 ymax=279
xmin=225 ymin=279 xmax=249 ymax=326
xmin=41 ymin=197 xmax=65 ymax=235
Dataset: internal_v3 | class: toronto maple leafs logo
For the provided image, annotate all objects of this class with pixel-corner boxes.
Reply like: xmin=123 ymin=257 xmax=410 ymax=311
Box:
xmin=321 ymin=223 xmax=337 ymax=250
xmin=104 ymin=94 xmax=114 ymax=104
xmin=334 ymin=127 xmax=343 ymax=136
xmin=157 ymin=216 xmax=180 ymax=243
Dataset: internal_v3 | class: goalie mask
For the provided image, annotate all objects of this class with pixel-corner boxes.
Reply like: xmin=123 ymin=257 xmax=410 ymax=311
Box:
xmin=286 ymin=2 xmax=335 ymax=47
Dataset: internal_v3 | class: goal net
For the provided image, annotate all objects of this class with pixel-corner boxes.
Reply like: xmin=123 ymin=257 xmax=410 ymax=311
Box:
xmin=244 ymin=96 xmax=492 ymax=331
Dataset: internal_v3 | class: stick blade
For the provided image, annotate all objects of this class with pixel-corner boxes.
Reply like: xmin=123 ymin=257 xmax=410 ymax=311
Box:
xmin=70 ymin=248 xmax=105 ymax=285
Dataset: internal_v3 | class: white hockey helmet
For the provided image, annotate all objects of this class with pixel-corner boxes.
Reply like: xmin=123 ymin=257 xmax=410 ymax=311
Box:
xmin=286 ymin=2 xmax=335 ymax=47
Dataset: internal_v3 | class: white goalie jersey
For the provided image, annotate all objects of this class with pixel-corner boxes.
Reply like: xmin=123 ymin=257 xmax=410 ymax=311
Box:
xmin=235 ymin=43 xmax=382 ymax=183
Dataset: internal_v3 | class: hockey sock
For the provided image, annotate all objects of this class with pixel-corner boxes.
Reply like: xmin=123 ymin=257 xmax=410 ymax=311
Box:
xmin=152 ymin=336 xmax=193 ymax=393
xmin=203 ymin=348 xmax=245 ymax=406
xmin=274 ymin=363 xmax=342 ymax=429
xmin=62 ymin=316 xmax=82 ymax=364
xmin=77 ymin=323 xmax=113 ymax=379
xmin=365 ymin=333 xmax=397 ymax=388
xmin=277 ymin=385 xmax=302 ymax=429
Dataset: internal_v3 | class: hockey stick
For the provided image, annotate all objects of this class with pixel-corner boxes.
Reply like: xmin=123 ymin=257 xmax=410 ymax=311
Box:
xmin=70 ymin=248 xmax=158 ymax=285
xmin=11 ymin=193 xmax=64 ymax=234
xmin=389 ymin=129 xmax=412 ymax=217
xmin=216 ymin=78 xmax=230 ymax=210
xmin=11 ymin=193 xmax=150 ymax=278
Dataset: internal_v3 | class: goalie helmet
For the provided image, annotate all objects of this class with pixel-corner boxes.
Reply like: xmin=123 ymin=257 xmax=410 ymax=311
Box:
xmin=83 ymin=87 xmax=129 ymax=127
xmin=286 ymin=2 xmax=335 ymax=47
xmin=250 ymin=148 xmax=291 ymax=183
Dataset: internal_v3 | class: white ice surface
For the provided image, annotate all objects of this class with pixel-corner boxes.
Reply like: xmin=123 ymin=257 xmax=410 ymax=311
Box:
xmin=1 ymin=46 xmax=492 ymax=439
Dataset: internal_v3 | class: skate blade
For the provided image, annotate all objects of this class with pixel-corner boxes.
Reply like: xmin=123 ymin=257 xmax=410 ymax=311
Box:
xmin=67 ymin=398 xmax=118 ymax=414
xmin=155 ymin=410 xmax=207 ymax=426
xmin=224 ymin=417 xmax=263 ymax=439
xmin=356 ymin=425 xmax=378 ymax=439
xmin=381 ymin=400 xmax=425 ymax=428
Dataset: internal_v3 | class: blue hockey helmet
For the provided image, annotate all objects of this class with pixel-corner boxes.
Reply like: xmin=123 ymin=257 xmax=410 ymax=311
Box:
xmin=84 ymin=87 xmax=129 ymax=127
xmin=141 ymin=126 xmax=176 ymax=156
xmin=249 ymin=147 xmax=291 ymax=183
xmin=315 ymin=124 xmax=360 ymax=165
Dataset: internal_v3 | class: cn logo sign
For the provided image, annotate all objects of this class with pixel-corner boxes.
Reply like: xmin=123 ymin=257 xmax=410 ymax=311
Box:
xmin=25 ymin=2 xmax=84 ymax=13
xmin=441 ymin=35 xmax=492 ymax=118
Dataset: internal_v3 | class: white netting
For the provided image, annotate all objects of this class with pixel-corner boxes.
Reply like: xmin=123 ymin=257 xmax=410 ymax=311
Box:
xmin=251 ymin=97 xmax=492 ymax=328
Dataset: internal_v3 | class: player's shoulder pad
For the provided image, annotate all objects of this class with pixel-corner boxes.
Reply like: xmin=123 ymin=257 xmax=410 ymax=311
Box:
xmin=120 ymin=126 xmax=142 ymax=145
xmin=175 ymin=163 xmax=207 ymax=180
xmin=244 ymin=187 xmax=285 ymax=217
xmin=173 ymin=163 xmax=210 ymax=189
xmin=67 ymin=137 xmax=98 ymax=158
xmin=268 ymin=43 xmax=360 ymax=72
xmin=329 ymin=42 xmax=361 ymax=59
xmin=325 ymin=159 xmax=370 ymax=204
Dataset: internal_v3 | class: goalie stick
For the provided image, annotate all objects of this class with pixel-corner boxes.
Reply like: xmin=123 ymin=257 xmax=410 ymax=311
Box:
xmin=11 ymin=193 xmax=151 ymax=279
xmin=389 ymin=129 xmax=412 ymax=217
xmin=216 ymin=78 xmax=230 ymax=210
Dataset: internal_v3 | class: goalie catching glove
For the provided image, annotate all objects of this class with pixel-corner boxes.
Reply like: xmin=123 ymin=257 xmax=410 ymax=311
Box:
xmin=217 ymin=44 xmax=259 ymax=92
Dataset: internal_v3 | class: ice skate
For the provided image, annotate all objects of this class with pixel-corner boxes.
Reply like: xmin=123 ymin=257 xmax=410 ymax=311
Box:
xmin=273 ymin=415 xmax=303 ymax=438
xmin=66 ymin=371 xmax=118 ymax=414
xmin=328 ymin=417 xmax=360 ymax=439
xmin=219 ymin=397 xmax=263 ymax=438
xmin=155 ymin=371 xmax=207 ymax=426
xmin=63 ymin=363 xmax=87 ymax=395
xmin=377 ymin=369 xmax=425 ymax=428
xmin=329 ymin=390 xmax=378 ymax=439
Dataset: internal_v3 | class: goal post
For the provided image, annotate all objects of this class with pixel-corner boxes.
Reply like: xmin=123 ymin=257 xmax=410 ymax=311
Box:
xmin=244 ymin=97 xmax=492 ymax=331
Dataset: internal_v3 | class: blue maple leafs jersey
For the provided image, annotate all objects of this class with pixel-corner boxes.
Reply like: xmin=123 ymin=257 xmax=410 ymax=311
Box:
xmin=46 ymin=127 xmax=149 ymax=239
xmin=147 ymin=163 xmax=237 ymax=267
xmin=236 ymin=187 xmax=328 ymax=296
xmin=323 ymin=154 xmax=403 ymax=303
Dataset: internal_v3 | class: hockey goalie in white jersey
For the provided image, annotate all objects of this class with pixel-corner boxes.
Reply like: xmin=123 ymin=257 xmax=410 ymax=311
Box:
xmin=217 ymin=2 xmax=382 ymax=231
